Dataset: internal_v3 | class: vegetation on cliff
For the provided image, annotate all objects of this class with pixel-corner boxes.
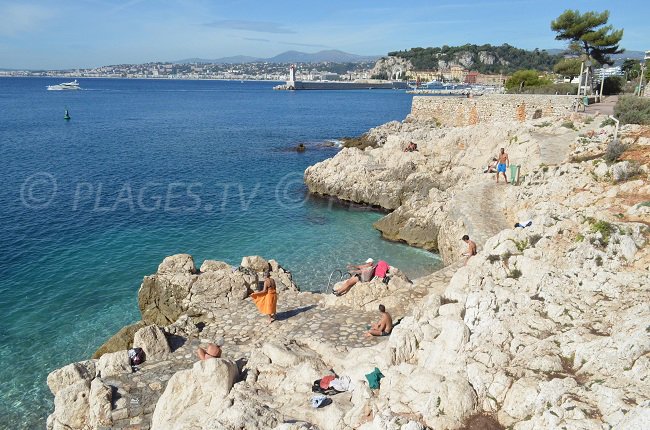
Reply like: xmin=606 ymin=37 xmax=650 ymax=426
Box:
xmin=614 ymin=96 xmax=650 ymax=125
xmin=387 ymin=44 xmax=561 ymax=73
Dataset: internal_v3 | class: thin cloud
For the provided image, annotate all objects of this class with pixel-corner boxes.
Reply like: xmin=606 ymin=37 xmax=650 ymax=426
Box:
xmin=205 ymin=20 xmax=295 ymax=34
xmin=0 ymin=3 xmax=54 ymax=36
xmin=244 ymin=37 xmax=271 ymax=43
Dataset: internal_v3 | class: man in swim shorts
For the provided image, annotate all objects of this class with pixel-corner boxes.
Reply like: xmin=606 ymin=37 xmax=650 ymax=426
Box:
xmin=365 ymin=304 xmax=393 ymax=337
xmin=496 ymin=147 xmax=509 ymax=184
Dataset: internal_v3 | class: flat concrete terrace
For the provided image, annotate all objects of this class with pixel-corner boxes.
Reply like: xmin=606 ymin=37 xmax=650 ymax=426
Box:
xmin=100 ymin=266 xmax=456 ymax=430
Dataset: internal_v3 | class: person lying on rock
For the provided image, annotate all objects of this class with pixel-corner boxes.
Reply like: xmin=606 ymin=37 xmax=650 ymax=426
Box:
xmin=333 ymin=258 xmax=375 ymax=296
xmin=196 ymin=343 xmax=222 ymax=360
xmin=462 ymin=235 xmax=477 ymax=265
xmin=365 ymin=304 xmax=393 ymax=337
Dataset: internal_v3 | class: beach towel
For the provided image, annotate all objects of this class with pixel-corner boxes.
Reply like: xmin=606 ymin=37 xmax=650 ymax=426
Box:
xmin=330 ymin=376 xmax=354 ymax=392
xmin=250 ymin=289 xmax=277 ymax=315
xmin=365 ymin=367 xmax=384 ymax=389
xmin=319 ymin=375 xmax=336 ymax=390
xmin=374 ymin=260 xmax=389 ymax=278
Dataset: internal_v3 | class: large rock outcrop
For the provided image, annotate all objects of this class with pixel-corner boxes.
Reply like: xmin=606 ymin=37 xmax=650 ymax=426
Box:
xmin=138 ymin=254 xmax=298 ymax=326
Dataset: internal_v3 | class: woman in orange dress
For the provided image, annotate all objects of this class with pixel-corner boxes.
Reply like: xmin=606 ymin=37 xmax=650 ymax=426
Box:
xmin=251 ymin=271 xmax=277 ymax=323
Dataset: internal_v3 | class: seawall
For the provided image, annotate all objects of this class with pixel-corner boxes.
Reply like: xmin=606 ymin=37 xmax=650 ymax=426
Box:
xmin=410 ymin=94 xmax=576 ymax=126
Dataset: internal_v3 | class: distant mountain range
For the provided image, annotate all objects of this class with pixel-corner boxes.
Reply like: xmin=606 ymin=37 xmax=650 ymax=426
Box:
xmin=174 ymin=50 xmax=380 ymax=64
xmin=544 ymin=49 xmax=645 ymax=64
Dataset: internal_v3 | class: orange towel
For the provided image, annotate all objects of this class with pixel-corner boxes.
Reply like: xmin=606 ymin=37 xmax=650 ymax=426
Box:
xmin=251 ymin=289 xmax=277 ymax=315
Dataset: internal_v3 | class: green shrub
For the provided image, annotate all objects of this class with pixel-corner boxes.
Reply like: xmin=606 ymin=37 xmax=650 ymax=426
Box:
xmin=590 ymin=220 xmax=615 ymax=244
xmin=511 ymin=83 xmax=577 ymax=95
xmin=505 ymin=70 xmax=552 ymax=91
xmin=600 ymin=117 xmax=616 ymax=127
xmin=508 ymin=268 xmax=523 ymax=279
xmin=534 ymin=121 xmax=552 ymax=128
xmin=614 ymin=95 xmax=650 ymax=125
xmin=575 ymin=233 xmax=585 ymax=242
xmin=487 ymin=254 xmax=501 ymax=263
xmin=604 ymin=139 xmax=627 ymax=163
xmin=561 ymin=121 xmax=576 ymax=130
xmin=513 ymin=239 xmax=529 ymax=252
xmin=601 ymin=76 xmax=624 ymax=95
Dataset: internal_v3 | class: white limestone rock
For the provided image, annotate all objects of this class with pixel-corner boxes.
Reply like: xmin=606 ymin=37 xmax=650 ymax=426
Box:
xmin=89 ymin=378 xmax=112 ymax=428
xmin=51 ymin=380 xmax=90 ymax=430
xmin=47 ymin=360 xmax=96 ymax=396
xmin=133 ymin=324 xmax=171 ymax=361
xmin=95 ymin=350 xmax=132 ymax=378
xmin=151 ymin=358 xmax=239 ymax=430
xmin=157 ymin=253 xmax=196 ymax=274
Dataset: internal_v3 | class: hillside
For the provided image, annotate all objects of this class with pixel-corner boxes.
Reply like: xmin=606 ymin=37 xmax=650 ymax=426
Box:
xmin=388 ymin=43 xmax=561 ymax=73
xmin=174 ymin=50 xmax=379 ymax=64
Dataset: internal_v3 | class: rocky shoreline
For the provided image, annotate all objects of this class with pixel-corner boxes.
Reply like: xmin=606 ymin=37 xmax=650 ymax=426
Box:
xmin=47 ymin=99 xmax=649 ymax=429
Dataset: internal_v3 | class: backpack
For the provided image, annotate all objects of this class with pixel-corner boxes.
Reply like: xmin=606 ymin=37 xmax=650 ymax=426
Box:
xmin=128 ymin=348 xmax=145 ymax=366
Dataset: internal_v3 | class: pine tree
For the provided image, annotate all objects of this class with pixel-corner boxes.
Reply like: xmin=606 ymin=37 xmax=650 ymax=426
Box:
xmin=551 ymin=10 xmax=624 ymax=65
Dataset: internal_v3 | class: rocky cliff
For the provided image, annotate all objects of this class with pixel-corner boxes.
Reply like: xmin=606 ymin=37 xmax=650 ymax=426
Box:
xmin=48 ymin=104 xmax=649 ymax=429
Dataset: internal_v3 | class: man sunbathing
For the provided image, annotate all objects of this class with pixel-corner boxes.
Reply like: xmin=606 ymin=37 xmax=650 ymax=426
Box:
xmin=365 ymin=304 xmax=393 ymax=337
xmin=333 ymin=258 xmax=374 ymax=296
xmin=196 ymin=343 xmax=222 ymax=360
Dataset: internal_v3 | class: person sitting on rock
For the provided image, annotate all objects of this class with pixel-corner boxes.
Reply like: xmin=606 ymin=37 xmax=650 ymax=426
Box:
xmin=462 ymin=235 xmax=477 ymax=265
xmin=333 ymin=258 xmax=374 ymax=296
xmin=365 ymin=304 xmax=393 ymax=337
xmin=484 ymin=157 xmax=498 ymax=173
xmin=196 ymin=343 xmax=222 ymax=360
xmin=403 ymin=142 xmax=418 ymax=152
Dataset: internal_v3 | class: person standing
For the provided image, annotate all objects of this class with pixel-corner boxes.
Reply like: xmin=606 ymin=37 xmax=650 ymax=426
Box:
xmin=496 ymin=148 xmax=510 ymax=184
xmin=251 ymin=271 xmax=277 ymax=323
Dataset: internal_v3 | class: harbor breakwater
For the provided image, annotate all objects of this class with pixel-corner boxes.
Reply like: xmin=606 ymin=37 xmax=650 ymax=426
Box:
xmin=47 ymin=95 xmax=650 ymax=430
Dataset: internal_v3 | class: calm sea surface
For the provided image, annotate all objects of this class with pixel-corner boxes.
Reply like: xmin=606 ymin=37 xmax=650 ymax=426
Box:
xmin=0 ymin=78 xmax=441 ymax=428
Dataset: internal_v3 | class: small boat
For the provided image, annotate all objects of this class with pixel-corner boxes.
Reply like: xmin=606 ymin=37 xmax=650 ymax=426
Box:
xmin=64 ymin=109 xmax=71 ymax=120
xmin=47 ymin=80 xmax=80 ymax=91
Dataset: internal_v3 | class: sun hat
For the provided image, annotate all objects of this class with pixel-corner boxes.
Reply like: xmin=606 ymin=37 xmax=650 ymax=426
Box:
xmin=365 ymin=258 xmax=374 ymax=264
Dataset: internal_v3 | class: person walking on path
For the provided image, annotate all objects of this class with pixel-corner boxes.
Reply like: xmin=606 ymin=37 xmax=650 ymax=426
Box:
xmin=251 ymin=271 xmax=277 ymax=323
xmin=365 ymin=304 xmax=393 ymax=337
xmin=462 ymin=235 xmax=477 ymax=265
xmin=495 ymin=148 xmax=510 ymax=184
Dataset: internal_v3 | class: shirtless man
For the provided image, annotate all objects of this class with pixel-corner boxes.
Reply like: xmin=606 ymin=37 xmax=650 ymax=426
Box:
xmin=196 ymin=343 xmax=221 ymax=360
xmin=462 ymin=234 xmax=477 ymax=265
xmin=365 ymin=304 xmax=393 ymax=337
xmin=495 ymin=147 xmax=509 ymax=184
xmin=333 ymin=258 xmax=374 ymax=296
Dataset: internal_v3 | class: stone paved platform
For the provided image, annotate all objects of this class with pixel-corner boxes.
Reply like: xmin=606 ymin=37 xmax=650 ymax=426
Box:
xmin=101 ymin=267 xmax=457 ymax=429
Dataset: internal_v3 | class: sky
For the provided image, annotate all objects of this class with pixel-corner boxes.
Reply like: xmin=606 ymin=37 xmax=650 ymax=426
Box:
xmin=0 ymin=0 xmax=648 ymax=69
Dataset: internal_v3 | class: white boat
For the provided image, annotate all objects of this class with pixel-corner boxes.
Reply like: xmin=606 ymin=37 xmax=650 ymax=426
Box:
xmin=47 ymin=80 xmax=80 ymax=91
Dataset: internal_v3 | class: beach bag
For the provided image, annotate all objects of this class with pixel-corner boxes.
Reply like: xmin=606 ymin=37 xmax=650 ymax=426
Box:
xmin=374 ymin=261 xmax=389 ymax=278
xmin=128 ymin=348 xmax=145 ymax=366
xmin=312 ymin=379 xmax=340 ymax=395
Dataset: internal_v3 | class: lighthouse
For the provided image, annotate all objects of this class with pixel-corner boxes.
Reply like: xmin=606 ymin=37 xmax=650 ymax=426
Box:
xmin=288 ymin=65 xmax=296 ymax=89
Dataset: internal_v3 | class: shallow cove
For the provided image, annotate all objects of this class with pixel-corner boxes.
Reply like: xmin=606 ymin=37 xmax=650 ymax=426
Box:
xmin=0 ymin=77 xmax=442 ymax=428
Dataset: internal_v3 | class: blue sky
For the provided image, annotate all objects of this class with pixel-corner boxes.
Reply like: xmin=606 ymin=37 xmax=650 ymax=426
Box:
xmin=0 ymin=0 xmax=647 ymax=69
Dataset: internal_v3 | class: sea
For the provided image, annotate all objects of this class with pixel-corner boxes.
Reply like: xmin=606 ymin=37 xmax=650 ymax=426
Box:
xmin=0 ymin=77 xmax=442 ymax=428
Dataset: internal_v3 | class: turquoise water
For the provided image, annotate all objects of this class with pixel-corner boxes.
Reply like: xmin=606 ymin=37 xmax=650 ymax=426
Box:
xmin=0 ymin=78 xmax=441 ymax=428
